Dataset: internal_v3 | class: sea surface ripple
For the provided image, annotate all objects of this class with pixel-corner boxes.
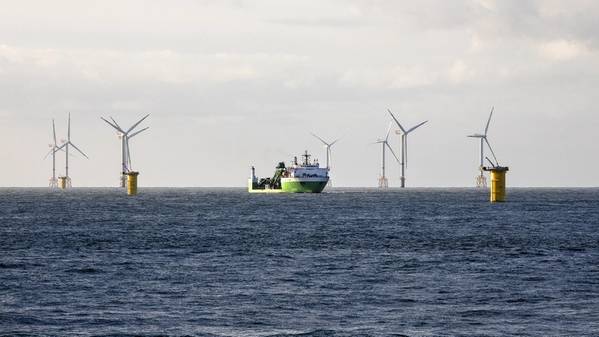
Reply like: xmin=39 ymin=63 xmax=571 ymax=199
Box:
xmin=1 ymin=188 xmax=599 ymax=336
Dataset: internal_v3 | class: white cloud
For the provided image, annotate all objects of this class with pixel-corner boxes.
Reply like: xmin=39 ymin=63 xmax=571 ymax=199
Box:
xmin=0 ymin=45 xmax=310 ymax=84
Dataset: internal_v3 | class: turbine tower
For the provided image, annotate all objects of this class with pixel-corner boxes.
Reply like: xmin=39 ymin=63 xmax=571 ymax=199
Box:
xmin=58 ymin=113 xmax=89 ymax=188
xmin=375 ymin=122 xmax=399 ymax=188
xmin=388 ymin=109 xmax=428 ymax=188
xmin=101 ymin=114 xmax=150 ymax=187
xmin=468 ymin=107 xmax=498 ymax=187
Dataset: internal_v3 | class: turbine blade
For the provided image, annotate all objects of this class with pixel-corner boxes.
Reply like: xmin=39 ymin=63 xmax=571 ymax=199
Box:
xmin=129 ymin=126 xmax=149 ymax=139
xmin=310 ymin=132 xmax=329 ymax=146
xmin=67 ymin=113 xmax=71 ymax=141
xmin=126 ymin=138 xmax=132 ymax=169
xmin=52 ymin=119 xmax=57 ymax=145
xmin=387 ymin=109 xmax=406 ymax=133
xmin=385 ymin=122 xmax=393 ymax=142
xmin=406 ymin=120 xmax=428 ymax=134
xmin=484 ymin=137 xmax=499 ymax=165
xmin=126 ymin=114 xmax=150 ymax=134
xmin=386 ymin=142 xmax=400 ymax=162
xmin=485 ymin=156 xmax=496 ymax=168
xmin=69 ymin=142 xmax=89 ymax=159
xmin=101 ymin=117 xmax=124 ymax=132
xmin=484 ymin=106 xmax=494 ymax=135
xmin=329 ymin=138 xmax=341 ymax=147
xmin=110 ymin=117 xmax=125 ymax=131
xmin=43 ymin=148 xmax=53 ymax=160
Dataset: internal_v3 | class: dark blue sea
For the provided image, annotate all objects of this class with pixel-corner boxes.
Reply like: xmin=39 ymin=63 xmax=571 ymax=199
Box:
xmin=1 ymin=188 xmax=599 ymax=336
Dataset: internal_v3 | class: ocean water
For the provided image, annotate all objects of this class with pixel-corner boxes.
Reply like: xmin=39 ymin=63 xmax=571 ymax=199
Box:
xmin=1 ymin=188 xmax=599 ymax=337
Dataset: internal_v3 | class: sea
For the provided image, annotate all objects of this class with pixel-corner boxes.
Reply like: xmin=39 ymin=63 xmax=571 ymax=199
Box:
xmin=1 ymin=188 xmax=599 ymax=337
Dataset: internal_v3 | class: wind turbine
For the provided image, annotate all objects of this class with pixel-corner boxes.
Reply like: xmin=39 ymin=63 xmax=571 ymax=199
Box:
xmin=468 ymin=107 xmax=498 ymax=187
xmin=310 ymin=133 xmax=340 ymax=170
xmin=388 ymin=109 xmax=428 ymax=188
xmin=311 ymin=132 xmax=340 ymax=188
xmin=59 ymin=113 xmax=89 ymax=188
xmin=44 ymin=119 xmax=63 ymax=188
xmin=375 ymin=122 xmax=399 ymax=188
xmin=101 ymin=114 xmax=150 ymax=187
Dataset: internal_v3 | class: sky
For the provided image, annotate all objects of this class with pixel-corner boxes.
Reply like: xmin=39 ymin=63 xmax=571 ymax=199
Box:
xmin=0 ymin=0 xmax=598 ymax=187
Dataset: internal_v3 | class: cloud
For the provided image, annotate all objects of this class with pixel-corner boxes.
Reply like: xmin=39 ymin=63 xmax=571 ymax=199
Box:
xmin=0 ymin=45 xmax=309 ymax=84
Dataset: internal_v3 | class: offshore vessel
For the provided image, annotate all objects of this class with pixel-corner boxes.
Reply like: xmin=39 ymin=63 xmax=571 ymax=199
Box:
xmin=249 ymin=151 xmax=329 ymax=193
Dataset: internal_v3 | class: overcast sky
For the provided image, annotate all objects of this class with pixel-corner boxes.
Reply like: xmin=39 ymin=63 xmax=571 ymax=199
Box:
xmin=1 ymin=0 xmax=598 ymax=187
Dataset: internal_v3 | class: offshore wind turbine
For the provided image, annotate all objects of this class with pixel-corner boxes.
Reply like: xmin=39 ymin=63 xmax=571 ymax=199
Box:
xmin=311 ymin=132 xmax=340 ymax=188
xmin=388 ymin=109 xmax=428 ymax=188
xmin=310 ymin=133 xmax=340 ymax=170
xmin=101 ymin=114 xmax=149 ymax=187
xmin=59 ymin=113 xmax=89 ymax=188
xmin=44 ymin=119 xmax=63 ymax=188
xmin=375 ymin=122 xmax=399 ymax=188
xmin=468 ymin=107 xmax=498 ymax=187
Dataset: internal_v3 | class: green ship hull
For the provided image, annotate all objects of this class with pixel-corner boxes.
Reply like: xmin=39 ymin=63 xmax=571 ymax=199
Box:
xmin=248 ymin=177 xmax=328 ymax=193
xmin=281 ymin=178 xmax=328 ymax=193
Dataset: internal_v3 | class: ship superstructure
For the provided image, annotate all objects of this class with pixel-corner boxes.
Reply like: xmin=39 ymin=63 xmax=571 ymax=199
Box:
xmin=249 ymin=151 xmax=329 ymax=193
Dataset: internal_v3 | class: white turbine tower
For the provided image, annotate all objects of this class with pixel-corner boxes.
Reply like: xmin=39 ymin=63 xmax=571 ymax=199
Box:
xmin=388 ymin=109 xmax=428 ymax=188
xmin=375 ymin=122 xmax=399 ymax=188
xmin=311 ymin=133 xmax=340 ymax=188
xmin=101 ymin=114 xmax=150 ymax=187
xmin=468 ymin=107 xmax=499 ymax=187
xmin=59 ymin=113 xmax=89 ymax=188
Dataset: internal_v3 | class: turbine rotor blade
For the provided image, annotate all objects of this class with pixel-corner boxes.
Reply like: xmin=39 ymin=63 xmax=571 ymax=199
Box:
xmin=485 ymin=156 xmax=496 ymax=168
xmin=69 ymin=142 xmax=89 ymax=159
xmin=52 ymin=119 xmax=57 ymax=145
xmin=385 ymin=121 xmax=393 ymax=142
xmin=406 ymin=120 xmax=428 ymax=134
xmin=484 ymin=137 xmax=499 ymax=165
xmin=67 ymin=113 xmax=71 ymax=141
xmin=101 ymin=117 xmax=124 ymax=133
xmin=329 ymin=138 xmax=341 ymax=147
xmin=310 ymin=132 xmax=329 ymax=146
xmin=43 ymin=148 xmax=53 ymax=160
xmin=129 ymin=126 xmax=149 ymax=139
xmin=110 ymin=117 xmax=124 ymax=132
xmin=484 ymin=106 xmax=494 ymax=136
xmin=126 ymin=114 xmax=150 ymax=134
xmin=387 ymin=109 xmax=406 ymax=133
xmin=386 ymin=142 xmax=400 ymax=162
xmin=126 ymin=138 xmax=132 ymax=169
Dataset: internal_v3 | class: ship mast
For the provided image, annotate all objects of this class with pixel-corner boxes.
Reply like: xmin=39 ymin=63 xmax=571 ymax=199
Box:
xmin=302 ymin=150 xmax=311 ymax=165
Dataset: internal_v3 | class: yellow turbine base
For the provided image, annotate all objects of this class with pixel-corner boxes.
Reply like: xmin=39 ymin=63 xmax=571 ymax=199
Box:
xmin=58 ymin=177 xmax=68 ymax=189
xmin=126 ymin=172 xmax=139 ymax=195
xmin=486 ymin=167 xmax=509 ymax=202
